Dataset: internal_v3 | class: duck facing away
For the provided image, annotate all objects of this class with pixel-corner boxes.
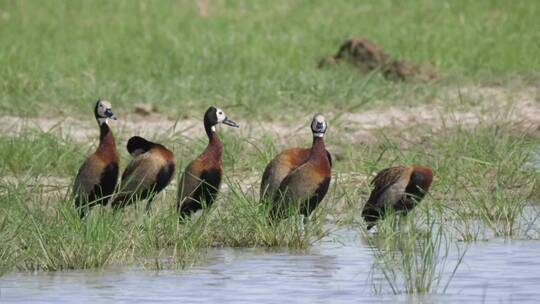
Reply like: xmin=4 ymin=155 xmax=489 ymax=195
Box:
xmin=73 ymin=99 xmax=119 ymax=218
xmin=262 ymin=114 xmax=332 ymax=219
xmin=177 ymin=106 xmax=239 ymax=218
xmin=112 ymin=136 xmax=176 ymax=212
xmin=361 ymin=165 xmax=433 ymax=230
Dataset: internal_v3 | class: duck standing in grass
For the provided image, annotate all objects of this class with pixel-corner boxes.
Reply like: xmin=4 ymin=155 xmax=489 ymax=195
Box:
xmin=177 ymin=106 xmax=239 ymax=218
xmin=261 ymin=114 xmax=332 ymax=219
xmin=112 ymin=136 xmax=176 ymax=212
xmin=73 ymin=99 xmax=119 ymax=218
xmin=361 ymin=165 xmax=433 ymax=230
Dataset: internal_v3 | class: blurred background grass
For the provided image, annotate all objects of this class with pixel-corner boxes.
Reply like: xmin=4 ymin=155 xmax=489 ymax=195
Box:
xmin=0 ymin=0 xmax=538 ymax=117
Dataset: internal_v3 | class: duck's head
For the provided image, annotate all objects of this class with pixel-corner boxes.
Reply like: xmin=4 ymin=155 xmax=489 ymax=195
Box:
xmin=94 ymin=99 xmax=117 ymax=126
xmin=204 ymin=106 xmax=239 ymax=133
xmin=410 ymin=166 xmax=434 ymax=193
xmin=126 ymin=136 xmax=153 ymax=157
xmin=311 ymin=113 xmax=327 ymax=138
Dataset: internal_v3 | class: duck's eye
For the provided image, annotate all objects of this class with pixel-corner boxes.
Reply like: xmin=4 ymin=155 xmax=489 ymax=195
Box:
xmin=218 ymin=111 xmax=223 ymax=115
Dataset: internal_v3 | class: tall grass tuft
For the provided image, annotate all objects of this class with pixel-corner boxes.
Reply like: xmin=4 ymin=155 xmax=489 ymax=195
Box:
xmin=208 ymin=180 xmax=332 ymax=249
xmin=367 ymin=206 xmax=467 ymax=295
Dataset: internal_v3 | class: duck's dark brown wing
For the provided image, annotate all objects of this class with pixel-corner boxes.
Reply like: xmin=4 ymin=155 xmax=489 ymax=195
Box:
xmin=367 ymin=166 xmax=406 ymax=205
xmin=274 ymin=160 xmax=331 ymax=218
xmin=260 ymin=148 xmax=311 ymax=202
xmin=362 ymin=166 xmax=408 ymax=228
xmin=326 ymin=150 xmax=332 ymax=167
xmin=73 ymin=156 xmax=118 ymax=217
xmin=177 ymin=161 xmax=204 ymax=216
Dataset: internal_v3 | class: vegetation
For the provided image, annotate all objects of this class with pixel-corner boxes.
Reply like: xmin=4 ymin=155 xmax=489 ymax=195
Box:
xmin=0 ymin=123 xmax=537 ymax=287
xmin=0 ymin=0 xmax=539 ymax=297
xmin=0 ymin=0 xmax=539 ymax=117
xmin=367 ymin=207 xmax=467 ymax=295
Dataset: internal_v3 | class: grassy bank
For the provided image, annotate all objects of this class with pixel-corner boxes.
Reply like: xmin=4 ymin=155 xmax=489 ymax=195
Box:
xmin=0 ymin=122 xmax=538 ymax=276
xmin=1 ymin=0 xmax=539 ymax=296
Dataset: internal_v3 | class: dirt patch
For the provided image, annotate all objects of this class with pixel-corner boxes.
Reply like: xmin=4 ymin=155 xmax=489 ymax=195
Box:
xmin=0 ymin=114 xmax=200 ymax=143
xmin=336 ymin=96 xmax=540 ymax=144
xmin=318 ymin=37 xmax=438 ymax=81
xmin=2 ymin=86 xmax=539 ymax=200
xmin=133 ymin=103 xmax=159 ymax=116
xmin=196 ymin=0 xmax=210 ymax=17
xmin=0 ymin=87 xmax=538 ymax=145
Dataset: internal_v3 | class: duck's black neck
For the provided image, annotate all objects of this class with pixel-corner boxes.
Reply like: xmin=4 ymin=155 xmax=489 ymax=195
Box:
xmin=202 ymin=121 xmax=222 ymax=162
xmin=204 ymin=120 xmax=222 ymax=146
xmin=204 ymin=121 xmax=215 ymax=139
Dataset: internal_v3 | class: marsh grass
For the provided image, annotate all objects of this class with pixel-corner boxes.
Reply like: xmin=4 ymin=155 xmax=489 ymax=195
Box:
xmin=1 ymin=3 xmax=540 ymax=299
xmin=209 ymin=179 xmax=333 ymax=248
xmin=0 ymin=175 xmax=334 ymax=273
xmin=367 ymin=206 xmax=467 ymax=295
xmin=349 ymin=122 xmax=540 ymax=241
xmin=343 ymin=122 xmax=539 ymax=293
xmin=6 ymin=190 xmax=127 ymax=271
xmin=0 ymin=131 xmax=82 ymax=176
xmin=436 ymin=126 xmax=539 ymax=239
xmin=0 ymin=116 xmax=538 ymax=281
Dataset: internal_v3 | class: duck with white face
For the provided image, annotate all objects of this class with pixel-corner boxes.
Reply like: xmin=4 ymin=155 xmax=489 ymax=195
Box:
xmin=311 ymin=114 xmax=328 ymax=138
xmin=95 ymin=100 xmax=117 ymax=125
xmin=261 ymin=113 xmax=332 ymax=219
xmin=207 ymin=107 xmax=240 ymax=133
xmin=73 ymin=99 xmax=120 ymax=218
xmin=177 ymin=106 xmax=239 ymax=219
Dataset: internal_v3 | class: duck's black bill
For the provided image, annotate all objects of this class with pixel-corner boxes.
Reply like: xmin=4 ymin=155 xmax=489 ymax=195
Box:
xmin=105 ymin=109 xmax=117 ymax=120
xmin=223 ymin=117 xmax=239 ymax=128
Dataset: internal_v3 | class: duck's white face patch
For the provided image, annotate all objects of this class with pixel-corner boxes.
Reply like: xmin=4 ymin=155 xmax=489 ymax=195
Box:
xmin=211 ymin=107 xmax=227 ymax=131
xmin=215 ymin=107 xmax=226 ymax=123
xmin=97 ymin=100 xmax=112 ymax=117
xmin=311 ymin=114 xmax=327 ymax=137
xmin=96 ymin=100 xmax=114 ymax=125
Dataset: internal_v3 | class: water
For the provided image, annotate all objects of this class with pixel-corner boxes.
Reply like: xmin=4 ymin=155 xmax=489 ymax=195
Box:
xmin=2 ymin=230 xmax=540 ymax=303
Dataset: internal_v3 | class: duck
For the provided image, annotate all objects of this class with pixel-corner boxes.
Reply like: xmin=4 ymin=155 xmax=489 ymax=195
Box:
xmin=111 ymin=136 xmax=176 ymax=212
xmin=261 ymin=114 xmax=332 ymax=219
xmin=361 ymin=165 xmax=433 ymax=230
xmin=73 ymin=99 xmax=119 ymax=218
xmin=177 ymin=106 xmax=239 ymax=218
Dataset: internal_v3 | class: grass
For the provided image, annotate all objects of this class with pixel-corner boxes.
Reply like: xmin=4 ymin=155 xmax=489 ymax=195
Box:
xmin=0 ymin=0 xmax=539 ymax=117
xmin=0 ymin=130 xmax=82 ymax=176
xmin=1 ymin=0 xmax=539 ymax=297
xmin=0 ymin=121 xmax=537 ymax=278
xmin=366 ymin=206 xmax=467 ymax=295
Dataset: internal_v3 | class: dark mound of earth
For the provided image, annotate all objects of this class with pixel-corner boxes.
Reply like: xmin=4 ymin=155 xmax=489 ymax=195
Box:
xmin=318 ymin=37 xmax=437 ymax=82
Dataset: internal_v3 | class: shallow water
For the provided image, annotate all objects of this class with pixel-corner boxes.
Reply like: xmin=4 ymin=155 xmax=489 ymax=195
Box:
xmin=2 ymin=229 xmax=540 ymax=303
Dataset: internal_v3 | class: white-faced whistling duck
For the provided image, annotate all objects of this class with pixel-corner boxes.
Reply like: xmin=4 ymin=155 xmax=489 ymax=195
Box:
xmin=261 ymin=114 xmax=332 ymax=218
xmin=177 ymin=106 xmax=239 ymax=218
xmin=361 ymin=165 xmax=433 ymax=230
xmin=73 ymin=99 xmax=119 ymax=218
xmin=111 ymin=136 xmax=176 ymax=212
